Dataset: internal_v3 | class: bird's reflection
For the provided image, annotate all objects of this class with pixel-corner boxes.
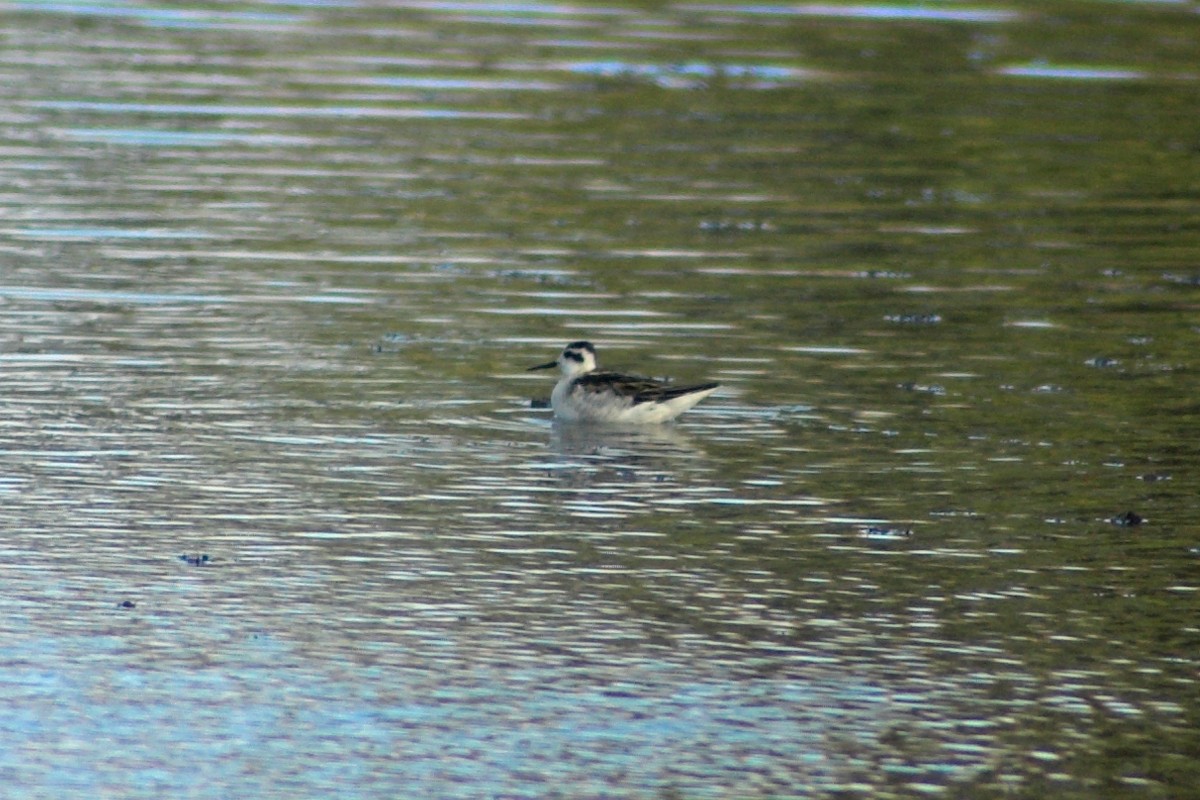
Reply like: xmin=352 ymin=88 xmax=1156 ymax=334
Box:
xmin=534 ymin=421 xmax=714 ymax=507
xmin=547 ymin=420 xmax=706 ymax=461
xmin=531 ymin=420 xmax=714 ymax=499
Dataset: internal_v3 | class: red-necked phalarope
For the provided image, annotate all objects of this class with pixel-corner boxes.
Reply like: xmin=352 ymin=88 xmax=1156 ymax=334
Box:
xmin=529 ymin=341 xmax=719 ymax=424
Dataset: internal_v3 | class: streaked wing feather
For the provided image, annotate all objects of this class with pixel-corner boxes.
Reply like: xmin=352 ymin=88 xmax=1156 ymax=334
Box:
xmin=573 ymin=372 xmax=718 ymax=405
xmin=572 ymin=371 xmax=658 ymax=396
xmin=634 ymin=381 xmax=720 ymax=404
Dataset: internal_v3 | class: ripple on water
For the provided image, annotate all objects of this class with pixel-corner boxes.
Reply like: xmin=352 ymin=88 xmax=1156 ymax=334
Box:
xmin=997 ymin=63 xmax=1147 ymax=80
xmin=5 ymin=4 xmax=305 ymax=27
xmin=677 ymin=3 xmax=1021 ymax=23
xmin=55 ymin=128 xmax=319 ymax=147
xmin=0 ymin=620 xmax=1004 ymax=797
xmin=563 ymin=60 xmax=815 ymax=88
xmin=29 ymin=100 xmax=529 ymax=120
xmin=3 ymin=0 xmax=1197 ymax=797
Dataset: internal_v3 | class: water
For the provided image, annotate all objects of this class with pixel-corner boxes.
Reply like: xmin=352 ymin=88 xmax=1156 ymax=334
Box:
xmin=1 ymin=1 xmax=1199 ymax=797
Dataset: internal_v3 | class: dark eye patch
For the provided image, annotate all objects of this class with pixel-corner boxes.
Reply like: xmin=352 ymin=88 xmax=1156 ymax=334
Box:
xmin=563 ymin=350 xmax=585 ymax=363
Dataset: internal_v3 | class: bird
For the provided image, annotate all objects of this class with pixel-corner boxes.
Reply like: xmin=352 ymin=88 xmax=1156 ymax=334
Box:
xmin=528 ymin=341 xmax=719 ymax=424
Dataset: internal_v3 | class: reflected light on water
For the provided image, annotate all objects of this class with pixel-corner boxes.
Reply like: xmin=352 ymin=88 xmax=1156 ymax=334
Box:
xmin=1 ymin=0 xmax=1198 ymax=796
xmin=997 ymin=63 xmax=1148 ymax=80
xmin=678 ymin=3 xmax=1021 ymax=23
xmin=30 ymin=100 xmax=529 ymax=120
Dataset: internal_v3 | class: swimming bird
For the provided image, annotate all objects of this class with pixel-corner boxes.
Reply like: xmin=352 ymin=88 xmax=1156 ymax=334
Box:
xmin=528 ymin=341 xmax=719 ymax=424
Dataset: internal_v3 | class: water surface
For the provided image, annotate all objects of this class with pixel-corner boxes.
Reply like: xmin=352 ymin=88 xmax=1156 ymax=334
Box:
xmin=1 ymin=1 xmax=1199 ymax=797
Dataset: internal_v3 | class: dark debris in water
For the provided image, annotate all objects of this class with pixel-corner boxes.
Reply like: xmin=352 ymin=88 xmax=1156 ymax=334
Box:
xmin=1110 ymin=511 xmax=1144 ymax=527
xmin=1088 ymin=585 xmax=1131 ymax=599
xmin=897 ymin=382 xmax=946 ymax=395
xmin=861 ymin=526 xmax=914 ymax=540
xmin=373 ymin=332 xmax=419 ymax=354
xmin=1162 ymin=272 xmax=1200 ymax=286
xmin=118 ymin=599 xmax=136 ymax=609
xmin=699 ymin=218 xmax=776 ymax=233
xmin=854 ymin=269 xmax=911 ymax=280
xmin=1138 ymin=473 xmax=1171 ymax=483
xmin=1085 ymin=356 xmax=1120 ymax=368
xmin=490 ymin=269 xmax=583 ymax=287
xmin=180 ymin=553 xmax=212 ymax=566
xmin=884 ymin=313 xmax=942 ymax=325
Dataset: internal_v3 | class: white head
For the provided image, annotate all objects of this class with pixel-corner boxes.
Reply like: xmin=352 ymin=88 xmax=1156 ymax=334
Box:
xmin=529 ymin=340 xmax=597 ymax=378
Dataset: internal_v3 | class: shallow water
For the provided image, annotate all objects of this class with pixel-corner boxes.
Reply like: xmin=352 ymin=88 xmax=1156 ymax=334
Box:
xmin=1 ymin=1 xmax=1199 ymax=797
